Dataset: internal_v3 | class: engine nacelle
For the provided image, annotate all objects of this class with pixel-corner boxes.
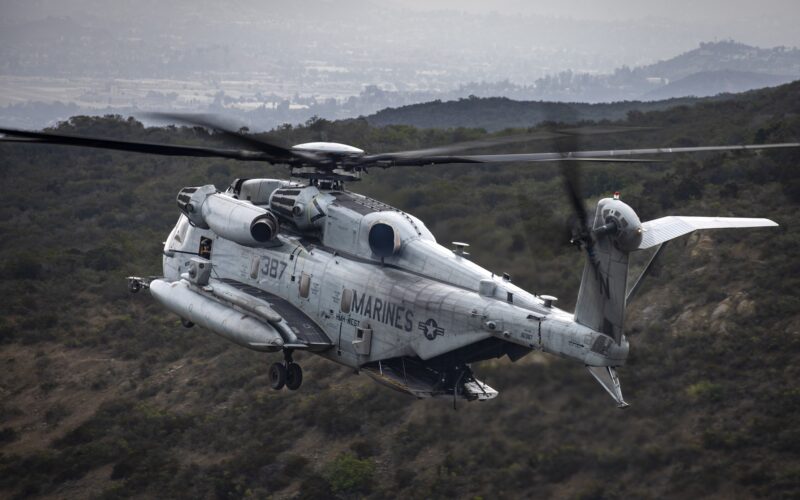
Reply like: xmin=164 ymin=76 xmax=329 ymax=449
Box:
xmin=269 ymin=184 xmax=333 ymax=231
xmin=227 ymin=178 xmax=299 ymax=204
xmin=177 ymin=185 xmax=279 ymax=246
xmin=593 ymin=197 xmax=643 ymax=252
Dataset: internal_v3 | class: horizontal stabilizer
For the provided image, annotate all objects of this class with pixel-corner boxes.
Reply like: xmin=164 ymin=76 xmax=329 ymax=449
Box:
xmin=638 ymin=216 xmax=778 ymax=250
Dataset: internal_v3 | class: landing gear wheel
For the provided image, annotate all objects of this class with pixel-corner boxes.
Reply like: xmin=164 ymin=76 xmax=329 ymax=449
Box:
xmin=285 ymin=363 xmax=303 ymax=391
xmin=181 ymin=318 xmax=194 ymax=328
xmin=269 ymin=362 xmax=286 ymax=390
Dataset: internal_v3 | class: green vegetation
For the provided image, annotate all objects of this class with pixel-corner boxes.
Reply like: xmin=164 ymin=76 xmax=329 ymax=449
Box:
xmin=324 ymin=453 xmax=375 ymax=494
xmin=0 ymin=81 xmax=799 ymax=498
xmin=686 ymin=381 xmax=725 ymax=403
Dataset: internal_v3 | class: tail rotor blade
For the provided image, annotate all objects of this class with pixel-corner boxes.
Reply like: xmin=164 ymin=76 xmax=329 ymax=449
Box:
xmin=552 ymin=127 xmax=594 ymax=252
xmin=561 ymin=162 xmax=588 ymax=236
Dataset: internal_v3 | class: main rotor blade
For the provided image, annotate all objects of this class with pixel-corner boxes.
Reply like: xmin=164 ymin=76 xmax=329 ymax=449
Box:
xmin=364 ymin=155 xmax=665 ymax=167
xmin=367 ymin=142 xmax=799 ymax=167
xmin=363 ymin=131 xmax=569 ymax=160
xmin=360 ymin=126 xmax=656 ymax=162
xmin=0 ymin=126 xmax=272 ymax=162
xmin=144 ymin=112 xmax=320 ymax=163
xmin=447 ymin=142 xmax=800 ymax=164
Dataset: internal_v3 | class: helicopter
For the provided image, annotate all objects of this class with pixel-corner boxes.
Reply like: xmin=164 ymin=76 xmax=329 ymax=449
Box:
xmin=1 ymin=116 xmax=797 ymax=408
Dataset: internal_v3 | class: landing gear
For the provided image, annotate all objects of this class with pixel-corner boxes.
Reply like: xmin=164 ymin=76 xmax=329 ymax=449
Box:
xmin=286 ymin=362 xmax=303 ymax=391
xmin=270 ymin=349 xmax=303 ymax=391
xmin=181 ymin=318 xmax=194 ymax=328
xmin=269 ymin=362 xmax=286 ymax=390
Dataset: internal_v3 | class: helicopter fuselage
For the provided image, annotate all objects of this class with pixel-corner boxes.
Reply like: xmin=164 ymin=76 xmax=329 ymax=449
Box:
xmin=156 ymin=179 xmax=628 ymax=400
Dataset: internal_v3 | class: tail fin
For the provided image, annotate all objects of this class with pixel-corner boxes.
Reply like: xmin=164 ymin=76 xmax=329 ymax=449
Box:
xmin=574 ymin=198 xmax=778 ymax=344
xmin=574 ymin=198 xmax=635 ymax=344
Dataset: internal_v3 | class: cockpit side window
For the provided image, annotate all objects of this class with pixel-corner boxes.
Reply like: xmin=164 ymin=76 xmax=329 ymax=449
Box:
xmin=199 ymin=237 xmax=213 ymax=259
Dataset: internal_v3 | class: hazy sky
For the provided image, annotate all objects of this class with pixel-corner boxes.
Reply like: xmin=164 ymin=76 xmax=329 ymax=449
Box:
xmin=395 ymin=0 xmax=800 ymax=47
xmin=401 ymin=0 xmax=796 ymax=20
xmin=1 ymin=0 xmax=798 ymax=128
xmin=1 ymin=0 xmax=798 ymax=56
xmin=1 ymin=0 xmax=798 ymax=95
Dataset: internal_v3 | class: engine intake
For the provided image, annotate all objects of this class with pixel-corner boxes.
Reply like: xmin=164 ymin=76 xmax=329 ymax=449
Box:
xmin=368 ymin=221 xmax=400 ymax=257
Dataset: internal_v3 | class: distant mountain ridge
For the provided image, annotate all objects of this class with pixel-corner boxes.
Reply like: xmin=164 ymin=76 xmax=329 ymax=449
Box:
xmin=365 ymin=78 xmax=800 ymax=131
xmin=643 ymin=69 xmax=796 ymax=101
xmin=641 ymin=41 xmax=800 ymax=80
xmin=505 ymin=41 xmax=800 ymax=103
xmin=365 ymin=41 xmax=800 ymax=131
xmin=366 ymin=96 xmax=703 ymax=131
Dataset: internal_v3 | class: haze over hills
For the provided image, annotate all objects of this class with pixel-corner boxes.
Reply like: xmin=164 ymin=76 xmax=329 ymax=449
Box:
xmin=530 ymin=41 xmax=800 ymax=102
xmin=2 ymin=39 xmax=798 ymax=131
xmin=1 ymin=0 xmax=799 ymax=132
xmin=6 ymin=1 xmax=788 ymax=82
xmin=374 ymin=41 xmax=800 ymax=103
xmin=365 ymin=42 xmax=800 ymax=130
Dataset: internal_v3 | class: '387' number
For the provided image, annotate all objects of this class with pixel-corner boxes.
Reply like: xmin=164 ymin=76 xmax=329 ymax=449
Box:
xmin=260 ymin=257 xmax=287 ymax=280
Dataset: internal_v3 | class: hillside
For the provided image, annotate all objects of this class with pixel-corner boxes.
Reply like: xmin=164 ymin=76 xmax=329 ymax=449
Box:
xmin=1 ymin=81 xmax=800 ymax=498
xmin=642 ymin=41 xmax=800 ymax=81
xmin=366 ymin=96 xmax=701 ymax=131
xmin=643 ymin=70 xmax=796 ymax=100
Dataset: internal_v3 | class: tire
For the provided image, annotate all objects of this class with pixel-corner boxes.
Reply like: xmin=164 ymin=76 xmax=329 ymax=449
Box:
xmin=181 ymin=318 xmax=194 ymax=328
xmin=285 ymin=363 xmax=303 ymax=391
xmin=269 ymin=362 xmax=286 ymax=390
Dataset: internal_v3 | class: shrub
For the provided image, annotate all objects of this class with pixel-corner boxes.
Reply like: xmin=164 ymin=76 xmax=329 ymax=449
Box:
xmin=686 ymin=380 xmax=725 ymax=403
xmin=324 ymin=453 xmax=375 ymax=494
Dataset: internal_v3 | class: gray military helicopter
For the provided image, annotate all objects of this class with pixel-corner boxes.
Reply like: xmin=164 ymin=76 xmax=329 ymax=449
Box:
xmin=1 ymin=117 xmax=797 ymax=408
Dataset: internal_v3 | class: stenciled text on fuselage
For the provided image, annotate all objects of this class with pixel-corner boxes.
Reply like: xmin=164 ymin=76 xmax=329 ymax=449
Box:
xmin=351 ymin=290 xmax=413 ymax=332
